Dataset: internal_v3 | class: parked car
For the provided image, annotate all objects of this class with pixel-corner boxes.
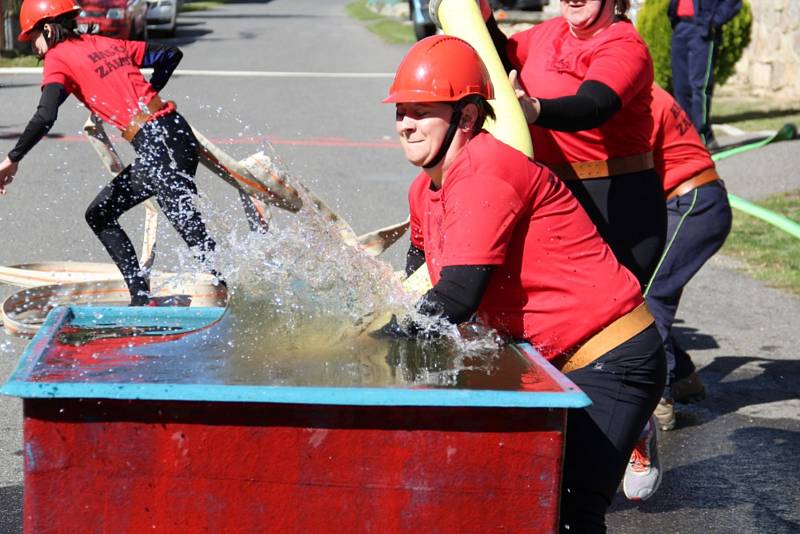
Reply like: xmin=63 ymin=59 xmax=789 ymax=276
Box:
xmin=408 ymin=0 xmax=435 ymax=41
xmin=146 ymin=0 xmax=181 ymax=37
xmin=409 ymin=0 xmax=551 ymax=42
xmin=77 ymin=0 xmax=148 ymax=40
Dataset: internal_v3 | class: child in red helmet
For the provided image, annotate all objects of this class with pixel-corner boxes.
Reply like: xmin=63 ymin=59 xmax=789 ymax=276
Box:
xmin=0 ymin=0 xmax=220 ymax=305
xmin=383 ymin=35 xmax=665 ymax=533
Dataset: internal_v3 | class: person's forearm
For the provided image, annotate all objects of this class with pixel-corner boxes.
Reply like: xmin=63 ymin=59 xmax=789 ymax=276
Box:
xmin=374 ymin=264 xmax=493 ymax=339
xmin=712 ymin=0 xmax=742 ymax=27
xmin=143 ymin=44 xmax=183 ymax=92
xmin=533 ymin=80 xmax=622 ymax=131
xmin=8 ymin=84 xmax=66 ymax=162
xmin=417 ymin=265 xmax=493 ymax=324
xmin=485 ymin=16 xmax=515 ymax=74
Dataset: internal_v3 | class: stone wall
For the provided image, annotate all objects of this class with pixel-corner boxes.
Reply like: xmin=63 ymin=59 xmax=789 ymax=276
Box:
xmin=729 ymin=0 xmax=800 ymax=99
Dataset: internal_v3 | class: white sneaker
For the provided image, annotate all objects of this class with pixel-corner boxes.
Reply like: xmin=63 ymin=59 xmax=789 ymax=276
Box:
xmin=623 ymin=415 xmax=662 ymax=501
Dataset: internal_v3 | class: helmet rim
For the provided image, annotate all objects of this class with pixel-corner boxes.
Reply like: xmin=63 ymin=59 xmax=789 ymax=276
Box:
xmin=384 ymin=35 xmax=494 ymax=105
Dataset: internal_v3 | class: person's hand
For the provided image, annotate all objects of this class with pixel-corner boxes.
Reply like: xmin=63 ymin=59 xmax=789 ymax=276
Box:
xmin=370 ymin=315 xmax=413 ymax=339
xmin=370 ymin=314 xmax=448 ymax=340
xmin=509 ymin=70 xmax=541 ymax=124
xmin=0 ymin=156 xmax=18 ymax=196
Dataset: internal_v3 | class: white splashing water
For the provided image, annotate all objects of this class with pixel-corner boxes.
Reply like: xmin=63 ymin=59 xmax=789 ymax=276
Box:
xmin=145 ymin=139 xmax=504 ymax=383
xmin=109 ymin=105 xmax=503 ymax=381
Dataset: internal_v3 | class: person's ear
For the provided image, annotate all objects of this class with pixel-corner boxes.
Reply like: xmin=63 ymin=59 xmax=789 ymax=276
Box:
xmin=42 ymin=23 xmax=53 ymax=40
xmin=458 ymin=103 xmax=479 ymax=132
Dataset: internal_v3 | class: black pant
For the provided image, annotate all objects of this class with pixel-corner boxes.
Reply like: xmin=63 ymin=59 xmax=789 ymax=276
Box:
xmin=672 ymin=20 xmax=721 ymax=144
xmin=564 ymin=169 xmax=667 ymax=289
xmin=85 ymin=111 xmax=216 ymax=304
xmin=645 ymin=181 xmax=731 ymax=398
xmin=560 ymin=324 xmax=666 ymax=533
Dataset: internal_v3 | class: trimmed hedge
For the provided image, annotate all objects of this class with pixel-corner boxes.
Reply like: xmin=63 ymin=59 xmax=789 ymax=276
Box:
xmin=636 ymin=0 xmax=752 ymax=92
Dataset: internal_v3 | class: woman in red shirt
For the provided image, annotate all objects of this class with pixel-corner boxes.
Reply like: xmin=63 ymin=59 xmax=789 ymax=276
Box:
xmin=383 ymin=35 xmax=665 ymax=533
xmin=483 ymin=0 xmax=666 ymax=289
xmin=0 ymin=0 xmax=220 ymax=305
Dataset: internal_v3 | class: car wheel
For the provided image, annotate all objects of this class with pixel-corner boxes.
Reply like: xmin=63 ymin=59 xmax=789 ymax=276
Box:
xmin=413 ymin=22 xmax=436 ymax=41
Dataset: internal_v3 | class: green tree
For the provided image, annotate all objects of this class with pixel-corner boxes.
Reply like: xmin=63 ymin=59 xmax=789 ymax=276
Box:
xmin=636 ymin=0 xmax=753 ymax=92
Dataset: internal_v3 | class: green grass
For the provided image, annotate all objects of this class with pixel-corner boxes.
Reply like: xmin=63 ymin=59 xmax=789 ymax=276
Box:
xmin=180 ymin=0 xmax=228 ymax=13
xmin=346 ymin=0 xmax=384 ymax=21
xmin=0 ymin=55 xmax=39 ymax=68
xmin=713 ymin=95 xmax=800 ymax=132
xmin=346 ymin=0 xmax=414 ymax=45
xmin=722 ymin=190 xmax=800 ymax=294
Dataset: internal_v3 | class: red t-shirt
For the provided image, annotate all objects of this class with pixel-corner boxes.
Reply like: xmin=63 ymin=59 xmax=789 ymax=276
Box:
xmin=676 ymin=0 xmax=695 ymax=17
xmin=408 ymin=132 xmax=642 ymax=359
xmin=507 ymin=18 xmax=654 ymax=166
xmin=42 ymin=34 xmax=173 ymax=130
xmin=651 ymin=84 xmax=715 ymax=193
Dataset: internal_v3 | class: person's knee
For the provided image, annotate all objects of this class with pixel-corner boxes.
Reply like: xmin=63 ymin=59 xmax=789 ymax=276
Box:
xmin=85 ymin=203 xmax=112 ymax=232
xmin=162 ymin=192 xmax=196 ymax=222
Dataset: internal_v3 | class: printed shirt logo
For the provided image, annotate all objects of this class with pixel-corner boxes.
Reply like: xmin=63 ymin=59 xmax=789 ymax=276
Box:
xmin=670 ymin=101 xmax=694 ymax=136
xmin=87 ymin=45 xmax=133 ymax=79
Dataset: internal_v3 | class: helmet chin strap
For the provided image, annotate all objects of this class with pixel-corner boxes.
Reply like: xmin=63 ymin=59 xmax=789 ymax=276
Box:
xmin=423 ymin=102 xmax=464 ymax=170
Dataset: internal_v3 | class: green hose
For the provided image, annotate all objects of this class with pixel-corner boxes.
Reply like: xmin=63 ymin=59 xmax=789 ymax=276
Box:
xmin=711 ymin=123 xmax=800 ymax=239
xmin=726 ymin=194 xmax=800 ymax=239
xmin=711 ymin=123 xmax=797 ymax=163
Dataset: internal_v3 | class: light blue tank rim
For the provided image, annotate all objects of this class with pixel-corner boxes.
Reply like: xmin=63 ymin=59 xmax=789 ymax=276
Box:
xmin=1 ymin=306 xmax=591 ymax=409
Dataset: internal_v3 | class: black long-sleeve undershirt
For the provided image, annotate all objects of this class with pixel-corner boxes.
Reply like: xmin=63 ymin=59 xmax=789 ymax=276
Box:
xmin=142 ymin=43 xmax=182 ymax=92
xmin=419 ymin=264 xmax=494 ymax=324
xmin=486 ymin=16 xmax=514 ymax=74
xmin=536 ymin=80 xmax=622 ymax=131
xmin=8 ymin=83 xmax=67 ymax=163
xmin=377 ymin=261 xmax=493 ymax=338
xmin=405 ymin=243 xmax=426 ymax=276
xmin=486 ymin=15 xmax=623 ymax=132
xmin=405 ymin=244 xmax=493 ymax=325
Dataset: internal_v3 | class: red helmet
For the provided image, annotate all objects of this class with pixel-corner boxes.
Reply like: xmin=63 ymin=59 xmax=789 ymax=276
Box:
xmin=18 ymin=0 xmax=81 ymax=42
xmin=384 ymin=35 xmax=494 ymax=104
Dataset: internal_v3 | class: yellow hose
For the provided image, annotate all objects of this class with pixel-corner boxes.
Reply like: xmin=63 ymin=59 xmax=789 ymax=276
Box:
xmin=434 ymin=0 xmax=533 ymax=157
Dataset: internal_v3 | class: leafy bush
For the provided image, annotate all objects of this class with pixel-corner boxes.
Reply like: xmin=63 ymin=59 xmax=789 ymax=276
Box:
xmin=636 ymin=0 xmax=753 ymax=92
xmin=717 ymin=1 xmax=753 ymax=85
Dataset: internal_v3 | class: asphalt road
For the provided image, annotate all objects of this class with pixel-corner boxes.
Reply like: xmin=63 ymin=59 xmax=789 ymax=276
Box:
xmin=1 ymin=0 xmax=799 ymax=532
